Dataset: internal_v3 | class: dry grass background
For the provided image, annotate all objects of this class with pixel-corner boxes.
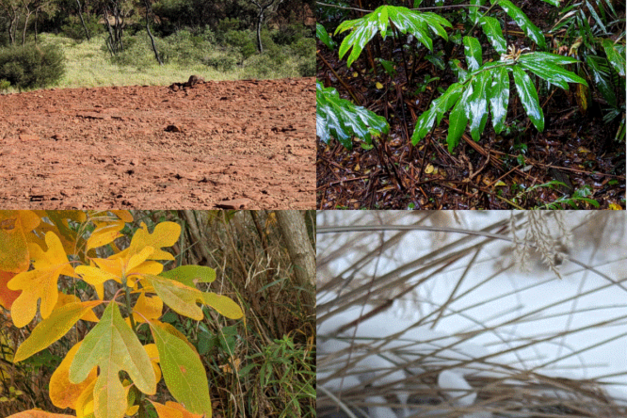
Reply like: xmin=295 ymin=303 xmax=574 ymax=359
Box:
xmin=317 ymin=211 xmax=627 ymax=418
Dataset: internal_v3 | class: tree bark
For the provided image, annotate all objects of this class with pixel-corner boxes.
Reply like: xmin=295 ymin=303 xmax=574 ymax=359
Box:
xmin=75 ymin=0 xmax=90 ymax=40
xmin=275 ymin=210 xmax=315 ymax=308
xmin=143 ymin=0 xmax=162 ymax=65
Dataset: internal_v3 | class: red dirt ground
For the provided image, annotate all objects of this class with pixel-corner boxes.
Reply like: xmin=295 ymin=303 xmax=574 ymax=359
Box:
xmin=0 ymin=77 xmax=315 ymax=209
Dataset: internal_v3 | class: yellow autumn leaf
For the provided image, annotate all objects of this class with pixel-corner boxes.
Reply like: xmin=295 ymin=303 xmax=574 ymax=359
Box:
xmin=75 ymin=378 xmax=97 ymax=418
xmin=144 ymin=275 xmax=205 ymax=320
xmin=494 ymin=180 xmax=507 ymax=187
xmin=14 ymin=301 xmax=102 ymax=362
xmin=114 ymin=222 xmax=180 ymax=262
xmin=424 ymin=164 xmax=434 ymax=174
xmin=132 ymin=291 xmax=163 ymax=323
xmin=109 ymin=210 xmax=133 ymax=223
xmin=86 ymin=220 xmax=126 ymax=250
xmin=201 ymin=293 xmax=243 ymax=320
xmin=69 ymin=303 xmax=157 ymax=418
xmin=8 ymin=232 xmax=79 ymax=327
xmin=608 ymin=204 xmax=622 ymax=210
xmin=150 ymin=401 xmax=204 ymax=418
xmin=375 ymin=82 xmax=384 ymax=89
xmin=143 ymin=343 xmax=162 ymax=383
xmin=0 ymin=210 xmax=31 ymax=274
xmin=6 ymin=411 xmax=76 ymax=418
xmin=54 ymin=292 xmax=99 ymax=322
xmin=50 ymin=341 xmax=98 ymax=409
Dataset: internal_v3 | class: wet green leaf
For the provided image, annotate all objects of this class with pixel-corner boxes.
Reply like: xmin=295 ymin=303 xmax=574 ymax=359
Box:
xmin=479 ymin=16 xmax=506 ymax=54
xmin=335 ymin=5 xmax=451 ymax=67
xmin=586 ymin=55 xmax=617 ymax=107
xmin=488 ymin=66 xmax=510 ymax=134
xmin=316 ymin=81 xmax=389 ymax=150
xmin=446 ymin=87 xmax=471 ymax=152
xmin=412 ymin=83 xmax=462 ymax=145
xmin=512 ymin=65 xmax=544 ymax=131
xmin=316 ymin=23 xmax=335 ymax=50
xmin=463 ymin=36 xmax=482 ymax=71
xmin=602 ymin=39 xmax=625 ymax=77
xmin=467 ymin=72 xmax=491 ymax=141
xmin=494 ymin=0 xmax=545 ymax=48
xmin=518 ymin=60 xmax=588 ymax=90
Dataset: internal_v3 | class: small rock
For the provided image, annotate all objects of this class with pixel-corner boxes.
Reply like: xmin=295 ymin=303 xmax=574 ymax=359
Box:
xmin=215 ymin=198 xmax=251 ymax=209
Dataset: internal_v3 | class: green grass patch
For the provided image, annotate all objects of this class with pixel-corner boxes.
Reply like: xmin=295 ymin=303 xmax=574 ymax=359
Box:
xmin=1 ymin=31 xmax=312 ymax=93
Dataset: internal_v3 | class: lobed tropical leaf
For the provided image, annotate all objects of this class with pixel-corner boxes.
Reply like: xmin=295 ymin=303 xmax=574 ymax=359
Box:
xmin=316 ymin=80 xmax=389 ymax=150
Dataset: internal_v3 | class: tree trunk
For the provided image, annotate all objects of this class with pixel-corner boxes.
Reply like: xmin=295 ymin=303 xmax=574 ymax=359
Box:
xmin=144 ymin=0 xmax=163 ymax=65
xmin=22 ymin=10 xmax=32 ymax=45
xmin=275 ymin=210 xmax=315 ymax=308
xmin=255 ymin=10 xmax=263 ymax=53
xmin=75 ymin=0 xmax=90 ymax=40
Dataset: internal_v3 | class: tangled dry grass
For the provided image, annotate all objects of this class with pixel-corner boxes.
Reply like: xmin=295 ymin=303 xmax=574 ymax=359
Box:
xmin=317 ymin=211 xmax=627 ymax=418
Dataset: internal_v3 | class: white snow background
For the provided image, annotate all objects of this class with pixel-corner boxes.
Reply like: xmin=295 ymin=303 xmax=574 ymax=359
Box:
xmin=317 ymin=211 xmax=627 ymax=418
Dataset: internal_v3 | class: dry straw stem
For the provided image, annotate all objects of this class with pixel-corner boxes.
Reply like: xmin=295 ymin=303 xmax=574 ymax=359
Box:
xmin=317 ymin=211 xmax=627 ymax=418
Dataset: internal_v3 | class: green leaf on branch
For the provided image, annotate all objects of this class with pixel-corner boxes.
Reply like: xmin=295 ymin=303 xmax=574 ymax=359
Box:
xmin=14 ymin=301 xmax=102 ymax=362
xmin=517 ymin=52 xmax=588 ymax=90
xmin=316 ymin=80 xmax=389 ymax=150
xmin=512 ymin=65 xmax=544 ymax=131
xmin=479 ymin=16 xmax=507 ymax=54
xmin=160 ymin=265 xmax=217 ymax=287
xmin=335 ymin=5 xmax=451 ymax=67
xmin=463 ymin=36 xmax=482 ymax=71
xmin=602 ymin=39 xmax=625 ymax=77
xmin=150 ymin=321 xmax=212 ymax=417
xmin=69 ymin=302 xmax=157 ymax=418
xmin=488 ymin=66 xmax=510 ymax=134
xmin=494 ymin=0 xmax=546 ymax=49
xmin=446 ymin=87 xmax=471 ymax=152
xmin=412 ymin=83 xmax=463 ymax=145
xmin=467 ymin=71 xmax=491 ymax=141
xmin=316 ymin=23 xmax=335 ymax=50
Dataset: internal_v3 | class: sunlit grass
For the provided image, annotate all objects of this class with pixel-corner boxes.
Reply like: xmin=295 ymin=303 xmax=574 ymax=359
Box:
xmin=1 ymin=32 xmax=305 ymax=92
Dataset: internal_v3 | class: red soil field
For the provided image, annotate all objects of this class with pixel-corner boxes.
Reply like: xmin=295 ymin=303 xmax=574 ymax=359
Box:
xmin=0 ymin=77 xmax=315 ymax=209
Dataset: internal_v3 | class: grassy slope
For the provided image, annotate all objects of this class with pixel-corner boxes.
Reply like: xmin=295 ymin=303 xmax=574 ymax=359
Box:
xmin=4 ymin=32 xmax=305 ymax=92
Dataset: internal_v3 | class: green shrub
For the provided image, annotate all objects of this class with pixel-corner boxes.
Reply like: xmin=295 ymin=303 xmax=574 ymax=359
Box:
xmin=61 ymin=14 xmax=104 ymax=41
xmin=243 ymin=53 xmax=277 ymax=78
xmin=203 ymin=54 xmax=239 ymax=71
xmin=271 ymin=23 xmax=308 ymax=45
xmin=0 ymin=79 xmax=10 ymax=91
xmin=0 ymin=43 xmax=65 ymax=89
xmin=290 ymin=37 xmax=315 ymax=59
xmin=108 ymin=35 xmax=159 ymax=69
xmin=298 ymin=57 xmax=316 ymax=77
xmin=223 ymin=30 xmax=257 ymax=60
